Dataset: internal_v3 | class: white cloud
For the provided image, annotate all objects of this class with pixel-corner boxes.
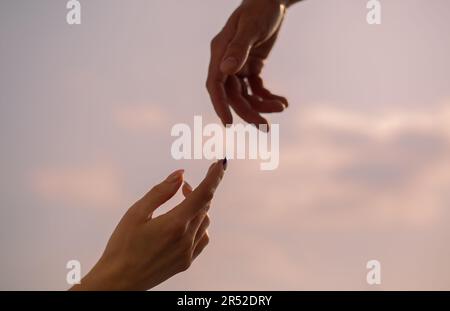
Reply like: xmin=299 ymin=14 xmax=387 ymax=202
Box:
xmin=225 ymin=102 xmax=450 ymax=230
xmin=113 ymin=105 xmax=169 ymax=132
xmin=30 ymin=162 xmax=124 ymax=208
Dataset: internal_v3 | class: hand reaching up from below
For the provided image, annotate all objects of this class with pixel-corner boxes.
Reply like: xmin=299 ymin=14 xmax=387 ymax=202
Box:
xmin=70 ymin=160 xmax=226 ymax=291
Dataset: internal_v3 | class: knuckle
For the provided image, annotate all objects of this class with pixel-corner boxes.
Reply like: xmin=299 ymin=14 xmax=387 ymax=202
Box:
xmin=125 ymin=204 xmax=140 ymax=218
xmin=210 ymin=35 xmax=221 ymax=50
xmin=169 ymin=219 xmax=187 ymax=238
xmin=204 ymin=215 xmax=211 ymax=228
xmin=150 ymin=184 xmax=165 ymax=196
xmin=180 ymin=258 xmax=192 ymax=272
xmin=205 ymin=78 xmax=213 ymax=91
xmin=178 ymin=244 xmax=193 ymax=271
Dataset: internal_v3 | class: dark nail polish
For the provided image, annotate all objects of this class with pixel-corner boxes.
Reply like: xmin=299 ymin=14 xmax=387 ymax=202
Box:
xmin=222 ymin=158 xmax=228 ymax=171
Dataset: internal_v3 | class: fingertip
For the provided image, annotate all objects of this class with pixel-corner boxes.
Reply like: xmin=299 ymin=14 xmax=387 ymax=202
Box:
xmin=184 ymin=181 xmax=193 ymax=190
xmin=256 ymin=121 xmax=270 ymax=133
xmin=182 ymin=181 xmax=193 ymax=197
xmin=264 ymin=100 xmax=286 ymax=112
xmin=204 ymin=160 xmax=225 ymax=185
xmin=222 ymin=158 xmax=228 ymax=171
xmin=206 ymin=161 xmax=218 ymax=174
xmin=221 ymin=112 xmax=233 ymax=127
xmin=272 ymin=95 xmax=289 ymax=108
xmin=166 ymin=169 xmax=184 ymax=183
xmin=215 ymin=158 xmax=227 ymax=174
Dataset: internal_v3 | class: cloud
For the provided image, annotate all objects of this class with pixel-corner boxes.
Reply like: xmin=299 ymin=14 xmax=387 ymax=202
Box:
xmin=225 ymin=102 xmax=450 ymax=230
xmin=186 ymin=101 xmax=450 ymax=290
xmin=113 ymin=104 xmax=169 ymax=132
xmin=30 ymin=161 xmax=124 ymax=208
xmin=296 ymin=103 xmax=450 ymax=140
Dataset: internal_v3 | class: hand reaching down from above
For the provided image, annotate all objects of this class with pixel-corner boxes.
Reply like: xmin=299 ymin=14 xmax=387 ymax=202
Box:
xmin=207 ymin=0 xmax=295 ymax=130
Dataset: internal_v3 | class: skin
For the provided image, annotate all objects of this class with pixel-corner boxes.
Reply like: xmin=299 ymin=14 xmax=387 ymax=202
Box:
xmin=70 ymin=160 xmax=226 ymax=291
xmin=69 ymin=0 xmax=303 ymax=291
xmin=206 ymin=0 xmax=302 ymax=130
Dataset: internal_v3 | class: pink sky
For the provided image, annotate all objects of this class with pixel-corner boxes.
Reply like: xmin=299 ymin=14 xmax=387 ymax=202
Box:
xmin=1 ymin=0 xmax=450 ymax=290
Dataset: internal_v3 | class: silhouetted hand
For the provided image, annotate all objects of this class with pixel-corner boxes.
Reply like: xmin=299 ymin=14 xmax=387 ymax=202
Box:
xmin=207 ymin=0 xmax=292 ymax=130
xmin=70 ymin=160 xmax=226 ymax=291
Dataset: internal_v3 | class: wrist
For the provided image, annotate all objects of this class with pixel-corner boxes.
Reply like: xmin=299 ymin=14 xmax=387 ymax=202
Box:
xmin=69 ymin=257 xmax=127 ymax=291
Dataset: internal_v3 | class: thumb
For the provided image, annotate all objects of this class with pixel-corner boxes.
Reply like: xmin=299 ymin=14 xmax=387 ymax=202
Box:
xmin=220 ymin=21 xmax=258 ymax=75
xmin=136 ymin=169 xmax=184 ymax=219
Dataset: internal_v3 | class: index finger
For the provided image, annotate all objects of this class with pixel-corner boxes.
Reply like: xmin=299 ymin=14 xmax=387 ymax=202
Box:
xmin=206 ymin=13 xmax=240 ymax=126
xmin=207 ymin=33 xmax=233 ymax=126
xmin=170 ymin=160 xmax=227 ymax=220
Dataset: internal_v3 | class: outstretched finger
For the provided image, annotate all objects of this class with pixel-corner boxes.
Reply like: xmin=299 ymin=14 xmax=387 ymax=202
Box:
xmin=182 ymin=181 xmax=193 ymax=197
xmin=227 ymin=75 xmax=269 ymax=131
xmin=169 ymin=160 xmax=226 ymax=220
xmin=133 ymin=169 xmax=184 ymax=221
xmin=248 ymin=75 xmax=289 ymax=108
xmin=239 ymin=78 xmax=285 ymax=113
xmin=207 ymin=29 xmax=235 ymax=125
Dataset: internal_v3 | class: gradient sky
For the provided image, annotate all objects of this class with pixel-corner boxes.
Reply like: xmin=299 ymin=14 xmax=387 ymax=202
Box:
xmin=1 ymin=0 xmax=450 ymax=290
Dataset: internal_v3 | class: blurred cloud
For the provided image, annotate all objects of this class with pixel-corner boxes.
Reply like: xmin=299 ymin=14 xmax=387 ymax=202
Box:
xmin=30 ymin=161 xmax=124 ymax=208
xmin=229 ymin=101 xmax=450 ymax=231
xmin=113 ymin=104 xmax=169 ymax=132
xmin=297 ymin=101 xmax=450 ymax=139
xmin=176 ymin=101 xmax=450 ymax=290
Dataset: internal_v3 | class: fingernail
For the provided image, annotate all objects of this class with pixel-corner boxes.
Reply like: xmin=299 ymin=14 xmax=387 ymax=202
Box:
xmin=275 ymin=101 xmax=287 ymax=110
xmin=220 ymin=57 xmax=238 ymax=72
xmin=183 ymin=181 xmax=193 ymax=191
xmin=223 ymin=121 xmax=232 ymax=129
xmin=166 ymin=169 xmax=184 ymax=183
xmin=222 ymin=158 xmax=228 ymax=171
xmin=256 ymin=123 xmax=270 ymax=133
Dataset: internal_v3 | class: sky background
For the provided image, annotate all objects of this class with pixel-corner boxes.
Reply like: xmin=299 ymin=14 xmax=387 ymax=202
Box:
xmin=1 ymin=0 xmax=450 ymax=290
